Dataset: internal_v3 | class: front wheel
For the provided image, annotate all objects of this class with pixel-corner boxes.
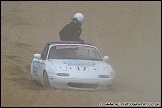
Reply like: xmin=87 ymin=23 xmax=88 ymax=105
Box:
xmin=43 ymin=71 xmax=50 ymax=87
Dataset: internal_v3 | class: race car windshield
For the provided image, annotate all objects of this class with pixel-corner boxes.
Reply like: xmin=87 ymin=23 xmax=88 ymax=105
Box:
xmin=48 ymin=45 xmax=102 ymax=61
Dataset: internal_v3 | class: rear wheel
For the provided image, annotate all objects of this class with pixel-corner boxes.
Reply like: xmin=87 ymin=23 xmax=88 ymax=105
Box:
xmin=43 ymin=71 xmax=50 ymax=87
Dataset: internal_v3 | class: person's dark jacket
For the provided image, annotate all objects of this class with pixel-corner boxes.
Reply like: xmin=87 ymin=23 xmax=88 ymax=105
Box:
xmin=59 ymin=21 xmax=83 ymax=41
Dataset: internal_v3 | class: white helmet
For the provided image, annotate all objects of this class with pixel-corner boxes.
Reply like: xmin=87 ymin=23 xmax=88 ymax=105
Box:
xmin=72 ymin=13 xmax=84 ymax=23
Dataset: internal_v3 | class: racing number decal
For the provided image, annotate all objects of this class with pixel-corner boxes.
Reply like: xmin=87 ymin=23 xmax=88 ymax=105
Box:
xmin=77 ymin=66 xmax=87 ymax=71
xmin=33 ymin=70 xmax=38 ymax=76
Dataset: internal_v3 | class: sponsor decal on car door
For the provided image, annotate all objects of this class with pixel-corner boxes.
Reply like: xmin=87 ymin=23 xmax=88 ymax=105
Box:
xmin=33 ymin=59 xmax=45 ymax=81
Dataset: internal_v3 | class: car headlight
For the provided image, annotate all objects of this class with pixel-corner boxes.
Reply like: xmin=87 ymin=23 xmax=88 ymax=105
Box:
xmin=56 ymin=73 xmax=69 ymax=76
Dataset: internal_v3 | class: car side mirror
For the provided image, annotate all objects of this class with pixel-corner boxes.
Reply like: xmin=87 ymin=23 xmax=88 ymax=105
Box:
xmin=34 ymin=54 xmax=41 ymax=59
xmin=103 ymin=56 xmax=109 ymax=63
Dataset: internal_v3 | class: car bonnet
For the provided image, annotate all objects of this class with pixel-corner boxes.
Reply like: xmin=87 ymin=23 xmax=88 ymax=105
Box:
xmin=48 ymin=59 xmax=110 ymax=72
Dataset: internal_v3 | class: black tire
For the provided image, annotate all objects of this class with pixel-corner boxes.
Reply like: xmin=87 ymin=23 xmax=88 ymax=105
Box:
xmin=43 ymin=71 xmax=50 ymax=87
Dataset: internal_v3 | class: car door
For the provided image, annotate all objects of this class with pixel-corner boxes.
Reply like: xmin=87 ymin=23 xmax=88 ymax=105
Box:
xmin=32 ymin=58 xmax=41 ymax=81
xmin=32 ymin=43 xmax=49 ymax=82
xmin=34 ymin=59 xmax=46 ymax=82
xmin=38 ymin=43 xmax=50 ymax=81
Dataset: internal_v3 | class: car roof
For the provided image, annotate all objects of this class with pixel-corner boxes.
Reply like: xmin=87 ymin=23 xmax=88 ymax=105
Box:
xmin=47 ymin=40 xmax=93 ymax=46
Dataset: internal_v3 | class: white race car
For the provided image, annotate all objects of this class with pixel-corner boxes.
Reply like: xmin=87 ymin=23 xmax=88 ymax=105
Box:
xmin=31 ymin=40 xmax=115 ymax=90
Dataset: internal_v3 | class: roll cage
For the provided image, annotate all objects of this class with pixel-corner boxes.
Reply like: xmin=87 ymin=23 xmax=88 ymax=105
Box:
xmin=41 ymin=40 xmax=93 ymax=60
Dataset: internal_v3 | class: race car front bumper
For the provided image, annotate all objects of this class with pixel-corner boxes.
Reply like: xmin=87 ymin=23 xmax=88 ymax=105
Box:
xmin=48 ymin=76 xmax=114 ymax=91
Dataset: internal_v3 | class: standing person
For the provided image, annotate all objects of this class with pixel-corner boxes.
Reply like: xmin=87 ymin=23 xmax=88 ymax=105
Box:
xmin=59 ymin=13 xmax=84 ymax=42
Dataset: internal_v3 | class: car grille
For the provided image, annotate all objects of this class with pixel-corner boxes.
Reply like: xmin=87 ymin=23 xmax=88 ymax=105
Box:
xmin=67 ymin=82 xmax=99 ymax=89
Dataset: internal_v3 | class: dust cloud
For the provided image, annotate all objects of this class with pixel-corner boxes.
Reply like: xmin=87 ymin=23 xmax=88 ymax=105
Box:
xmin=1 ymin=1 xmax=161 ymax=107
